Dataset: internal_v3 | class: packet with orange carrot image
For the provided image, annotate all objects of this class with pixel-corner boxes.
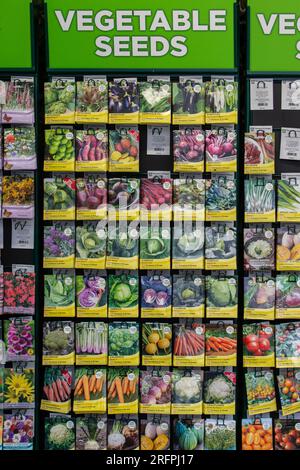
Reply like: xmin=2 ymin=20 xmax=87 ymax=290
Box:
xmin=40 ymin=366 xmax=72 ymax=413
xmin=205 ymin=322 xmax=237 ymax=367
xmin=73 ymin=367 xmax=106 ymax=413
xmin=107 ymin=367 xmax=139 ymax=414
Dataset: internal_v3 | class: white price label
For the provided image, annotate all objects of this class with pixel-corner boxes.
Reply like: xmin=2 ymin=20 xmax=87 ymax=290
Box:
xmin=11 ymin=219 xmax=34 ymax=250
xmin=250 ymin=79 xmax=274 ymax=110
xmin=147 ymin=125 xmax=170 ymax=155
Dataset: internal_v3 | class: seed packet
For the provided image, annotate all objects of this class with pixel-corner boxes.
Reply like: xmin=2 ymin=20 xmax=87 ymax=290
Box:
xmin=109 ymin=127 xmax=139 ymax=172
xmin=244 ymin=275 xmax=275 ymax=320
xmin=173 ymin=178 xmax=205 ymax=221
xmin=73 ymin=367 xmax=106 ymax=413
xmin=171 ymin=369 xmax=203 ymax=415
xmin=76 ymin=175 xmax=107 ymax=220
xmin=278 ymin=174 xmax=300 ymax=222
xmin=206 ymin=275 xmax=238 ymax=318
xmin=42 ymin=321 xmax=75 ymax=365
xmin=108 ymin=322 xmax=139 ymax=367
xmin=204 ymin=418 xmax=236 ymax=450
xmin=108 ymin=273 xmax=139 ymax=318
xmin=242 ymin=418 xmax=273 ymax=450
xmin=244 ymin=131 xmax=275 ymax=174
xmin=75 ymin=322 xmax=107 ymax=365
xmin=205 ymin=126 xmax=237 ymax=172
xmin=141 ymin=273 xmax=172 ymax=318
xmin=44 ymin=272 xmax=75 ymax=317
xmin=245 ymin=369 xmax=277 ymax=415
xmin=3 ymin=411 xmax=34 ymax=450
xmin=108 ymin=178 xmax=140 ymax=221
xmin=43 ymin=175 xmax=75 ymax=220
xmin=173 ymin=321 xmax=205 ymax=367
xmin=76 ymin=415 xmax=107 ymax=450
xmin=76 ymin=274 xmax=107 ymax=318
xmin=3 ymin=127 xmax=36 ymax=170
xmin=139 ymin=369 xmax=171 ymax=415
xmin=276 ymin=274 xmax=300 ymax=319
xmin=140 ymin=177 xmax=172 ymax=221
xmin=107 ymin=415 xmax=139 ymax=451
xmin=243 ymin=323 xmax=275 ymax=367
xmin=44 ymin=415 xmax=75 ymax=450
xmin=245 ymin=176 xmax=275 ymax=223
xmin=172 ymin=77 xmax=205 ymax=125
xmin=172 ymin=222 xmax=204 ymax=269
xmin=274 ymin=419 xmax=300 ymax=450
xmin=203 ymin=368 xmax=236 ymax=415
xmin=244 ymin=227 xmax=275 ymax=271
xmin=173 ymin=416 xmax=204 ymax=450
xmin=106 ymin=223 xmax=139 ymax=270
xmin=276 ymin=322 xmax=300 ymax=368
xmin=75 ymin=222 xmax=107 ymax=269
xmin=3 ymin=367 xmax=34 ymax=409
xmin=173 ymin=128 xmax=205 ymax=173
xmin=2 ymin=78 xmax=34 ymax=124
xmin=142 ymin=323 xmax=172 ymax=367
xmin=205 ymin=174 xmax=236 ymax=221
xmin=45 ymin=79 xmax=75 ymax=124
xmin=3 ymin=271 xmax=35 ymax=314
xmin=44 ymin=128 xmax=75 ymax=172
xmin=108 ymin=367 xmax=139 ymax=414
xmin=76 ymin=78 xmax=108 ymax=124
xmin=4 ymin=317 xmax=35 ymax=362
xmin=139 ymin=79 xmax=171 ymax=124
xmin=40 ymin=366 xmax=72 ymax=413
xmin=277 ymin=369 xmax=300 ymax=416
xmin=205 ymin=79 xmax=238 ymax=124
xmin=43 ymin=222 xmax=75 ymax=268
xmin=140 ymin=223 xmax=171 ymax=270
xmin=109 ymin=78 xmax=139 ymax=124
xmin=75 ymin=128 xmax=108 ymax=172
xmin=0 ymin=415 xmax=2 ymax=450
xmin=277 ymin=225 xmax=300 ymax=270
xmin=140 ymin=415 xmax=170 ymax=451
xmin=205 ymin=223 xmax=237 ymax=270
xmin=172 ymin=273 xmax=205 ymax=318
xmin=0 ymin=266 xmax=3 ymax=315
xmin=205 ymin=322 xmax=237 ymax=367
xmin=2 ymin=173 xmax=34 ymax=219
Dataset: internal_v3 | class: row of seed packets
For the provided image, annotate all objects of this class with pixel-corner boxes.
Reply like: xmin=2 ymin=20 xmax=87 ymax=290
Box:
xmin=44 ymin=77 xmax=238 ymax=125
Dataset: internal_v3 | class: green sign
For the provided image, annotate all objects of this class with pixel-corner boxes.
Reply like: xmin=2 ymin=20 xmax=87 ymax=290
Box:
xmin=249 ymin=0 xmax=300 ymax=72
xmin=46 ymin=0 xmax=236 ymax=70
xmin=0 ymin=0 xmax=32 ymax=69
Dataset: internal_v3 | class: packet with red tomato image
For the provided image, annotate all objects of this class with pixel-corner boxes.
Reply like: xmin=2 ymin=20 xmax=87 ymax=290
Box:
xmin=274 ymin=418 xmax=300 ymax=450
xmin=277 ymin=369 xmax=300 ymax=416
xmin=109 ymin=127 xmax=139 ymax=172
xmin=243 ymin=323 xmax=275 ymax=367
xmin=40 ymin=366 xmax=72 ymax=414
xmin=242 ymin=417 xmax=273 ymax=450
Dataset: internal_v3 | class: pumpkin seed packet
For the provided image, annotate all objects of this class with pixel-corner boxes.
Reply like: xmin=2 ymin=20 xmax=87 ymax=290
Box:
xmin=44 ymin=128 xmax=75 ymax=172
xmin=44 ymin=271 xmax=75 ymax=317
xmin=245 ymin=176 xmax=275 ymax=223
xmin=3 ymin=127 xmax=36 ymax=170
xmin=278 ymin=174 xmax=300 ymax=222
xmin=2 ymin=78 xmax=34 ymax=124
xmin=43 ymin=175 xmax=75 ymax=220
xmin=205 ymin=78 xmax=238 ymax=124
xmin=140 ymin=223 xmax=171 ymax=270
xmin=40 ymin=366 xmax=72 ymax=413
xmin=140 ymin=415 xmax=170 ymax=450
xmin=2 ymin=173 xmax=34 ymax=219
xmin=75 ymin=222 xmax=107 ymax=269
xmin=205 ymin=126 xmax=237 ymax=172
xmin=274 ymin=419 xmax=300 ymax=451
xmin=139 ymin=79 xmax=171 ymax=124
xmin=172 ymin=77 xmax=205 ymax=125
xmin=76 ymin=78 xmax=108 ymax=124
xmin=75 ymin=415 xmax=107 ymax=451
xmin=42 ymin=321 xmax=75 ymax=365
xmin=45 ymin=79 xmax=75 ymax=124
xmin=277 ymin=369 xmax=300 ymax=416
xmin=142 ymin=323 xmax=172 ymax=367
xmin=2 ymin=367 xmax=35 ymax=409
xmin=108 ymin=322 xmax=139 ymax=367
xmin=173 ymin=178 xmax=205 ymax=221
xmin=75 ymin=322 xmax=107 ymax=365
xmin=73 ymin=367 xmax=106 ymax=413
xmin=76 ymin=175 xmax=107 ymax=220
xmin=244 ymin=275 xmax=275 ymax=320
xmin=108 ymin=178 xmax=140 ymax=221
xmin=108 ymin=367 xmax=139 ymax=415
xmin=173 ymin=416 xmax=204 ymax=450
xmin=241 ymin=418 xmax=273 ymax=451
xmin=275 ymin=322 xmax=300 ymax=368
xmin=245 ymin=369 xmax=277 ymax=415
xmin=75 ymin=128 xmax=108 ymax=172
xmin=204 ymin=418 xmax=236 ymax=450
xmin=172 ymin=222 xmax=204 ymax=270
xmin=43 ymin=222 xmax=75 ymax=268
xmin=205 ymin=223 xmax=237 ymax=270
xmin=173 ymin=128 xmax=205 ymax=173
xmin=141 ymin=273 xmax=172 ymax=318
xmin=108 ymin=273 xmax=139 ymax=318
xmin=244 ymin=226 xmax=275 ymax=271
xmin=205 ymin=322 xmax=237 ymax=367
xmin=203 ymin=368 xmax=236 ymax=415
xmin=277 ymin=224 xmax=300 ymax=270
xmin=76 ymin=274 xmax=107 ymax=318
xmin=106 ymin=222 xmax=139 ymax=270
xmin=172 ymin=272 xmax=205 ymax=318
xmin=109 ymin=78 xmax=139 ymax=124
xmin=244 ymin=130 xmax=275 ymax=175
xmin=173 ymin=321 xmax=205 ymax=367
xmin=206 ymin=275 xmax=238 ymax=318
xmin=109 ymin=127 xmax=139 ymax=172
xmin=243 ymin=323 xmax=275 ymax=367
xmin=171 ymin=369 xmax=203 ymax=415
xmin=276 ymin=274 xmax=300 ymax=319
xmin=3 ymin=317 xmax=35 ymax=362
xmin=205 ymin=174 xmax=237 ymax=222
xmin=107 ymin=415 xmax=139 ymax=451
xmin=3 ymin=411 xmax=34 ymax=450
xmin=44 ymin=415 xmax=75 ymax=450
xmin=139 ymin=368 xmax=172 ymax=415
